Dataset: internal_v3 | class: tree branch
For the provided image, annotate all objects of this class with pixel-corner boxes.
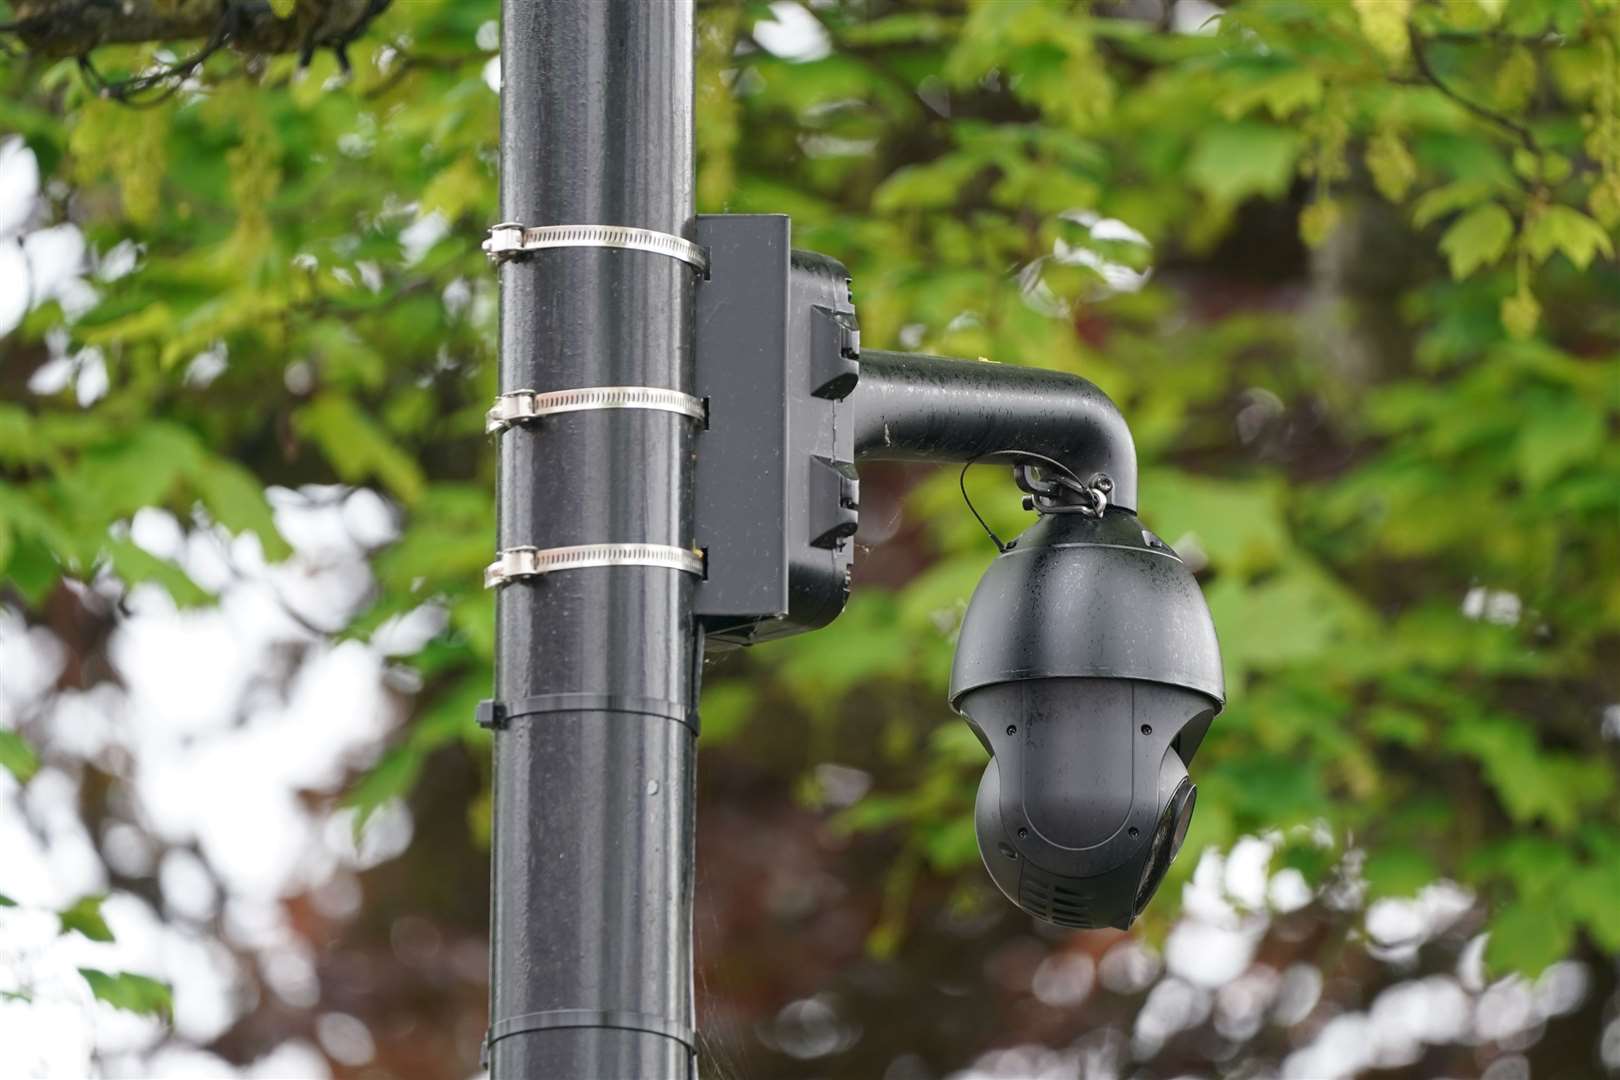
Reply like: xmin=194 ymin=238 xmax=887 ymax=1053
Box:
xmin=1408 ymin=25 xmax=1541 ymax=157
xmin=2 ymin=0 xmax=388 ymax=61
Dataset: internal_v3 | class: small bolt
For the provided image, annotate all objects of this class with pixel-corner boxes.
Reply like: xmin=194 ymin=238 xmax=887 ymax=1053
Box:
xmin=1128 ymin=827 xmax=1140 ymax=838
xmin=1141 ymin=724 xmax=1152 ymax=736
xmin=1006 ymin=725 xmax=1017 ymax=736
xmin=1017 ymin=827 xmax=1029 ymax=839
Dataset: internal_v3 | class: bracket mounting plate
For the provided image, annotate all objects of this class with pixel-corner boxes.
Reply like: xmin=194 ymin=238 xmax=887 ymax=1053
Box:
xmin=693 ymin=215 xmax=859 ymax=647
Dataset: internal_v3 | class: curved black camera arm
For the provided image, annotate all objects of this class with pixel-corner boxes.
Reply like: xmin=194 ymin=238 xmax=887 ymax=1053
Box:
xmin=850 ymin=350 xmax=1139 ymax=514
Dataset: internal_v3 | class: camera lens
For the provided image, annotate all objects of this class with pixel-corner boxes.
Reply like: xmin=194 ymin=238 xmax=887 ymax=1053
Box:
xmin=1132 ymin=778 xmax=1196 ymax=916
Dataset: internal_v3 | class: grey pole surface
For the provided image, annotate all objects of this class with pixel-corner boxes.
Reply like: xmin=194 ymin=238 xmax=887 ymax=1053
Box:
xmin=489 ymin=3 xmax=699 ymax=1077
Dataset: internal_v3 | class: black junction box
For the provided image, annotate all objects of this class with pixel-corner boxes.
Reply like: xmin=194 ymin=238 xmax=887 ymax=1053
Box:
xmin=693 ymin=214 xmax=859 ymax=647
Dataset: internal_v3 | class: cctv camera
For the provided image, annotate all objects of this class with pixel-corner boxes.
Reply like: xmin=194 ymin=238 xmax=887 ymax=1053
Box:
xmin=950 ymin=507 xmax=1223 ymax=930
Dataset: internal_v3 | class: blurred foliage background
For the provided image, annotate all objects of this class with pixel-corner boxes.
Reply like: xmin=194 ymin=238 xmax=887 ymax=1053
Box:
xmin=2 ymin=0 xmax=1619 ymax=1077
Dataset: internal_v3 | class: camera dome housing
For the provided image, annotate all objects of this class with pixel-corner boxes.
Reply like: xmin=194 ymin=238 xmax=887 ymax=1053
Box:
xmin=951 ymin=509 xmax=1223 ymax=930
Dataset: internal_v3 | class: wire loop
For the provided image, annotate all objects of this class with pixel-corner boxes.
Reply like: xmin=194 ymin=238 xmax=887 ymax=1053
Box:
xmin=957 ymin=450 xmax=1115 ymax=553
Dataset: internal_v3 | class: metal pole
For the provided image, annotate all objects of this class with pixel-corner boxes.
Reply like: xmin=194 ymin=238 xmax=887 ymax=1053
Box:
xmin=489 ymin=3 xmax=698 ymax=1077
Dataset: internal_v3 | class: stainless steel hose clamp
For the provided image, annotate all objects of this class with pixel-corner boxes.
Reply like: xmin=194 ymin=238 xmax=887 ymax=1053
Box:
xmin=483 ymin=223 xmax=709 ymax=273
xmin=486 ymin=386 xmax=707 ymax=435
xmin=485 ymin=543 xmax=705 ymax=589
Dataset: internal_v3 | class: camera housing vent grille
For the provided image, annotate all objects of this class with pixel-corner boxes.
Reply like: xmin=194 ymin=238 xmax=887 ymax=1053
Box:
xmin=1019 ymin=864 xmax=1097 ymax=929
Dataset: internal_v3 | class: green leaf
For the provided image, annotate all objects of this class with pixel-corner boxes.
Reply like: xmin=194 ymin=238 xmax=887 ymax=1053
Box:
xmin=1477 ymin=0 xmax=1509 ymax=27
xmin=295 ymin=394 xmax=426 ymax=506
xmin=1501 ymin=287 xmax=1541 ymax=340
xmin=1220 ymin=67 xmax=1323 ymax=121
xmin=1411 ymin=181 xmax=1495 ymax=229
xmin=1439 ymin=204 xmax=1513 ymax=279
xmin=834 ymin=794 xmax=913 ymax=833
xmin=420 ymin=157 xmax=487 ymax=223
xmin=1524 ymin=205 xmax=1614 ymax=269
xmin=1484 ymin=902 xmax=1571 ymax=977
xmin=407 ymin=674 xmax=490 ymax=753
xmin=768 ymin=592 xmax=905 ymax=702
xmin=1278 ymin=838 xmax=1336 ymax=883
xmin=0 ymin=535 xmax=60 ymax=608
xmin=0 ymin=731 xmax=40 ymax=784
xmin=1494 ymin=46 xmax=1538 ymax=112
xmin=1366 ymin=129 xmax=1417 ymax=203
xmin=1589 ymin=173 xmax=1620 ymax=229
xmin=192 ymin=459 xmax=293 ymax=561
xmin=371 ymin=485 xmax=490 ymax=590
xmin=58 ymin=896 xmax=114 ymax=943
xmin=0 ymin=892 xmax=16 ymax=907
xmin=1187 ymin=122 xmax=1302 ymax=204
xmin=1516 ymin=394 xmax=1605 ymax=488
xmin=698 ymin=681 xmax=756 ymax=746
xmin=1568 ymin=855 xmax=1620 ymax=951
xmin=1203 ymin=754 xmax=1328 ymax=826
xmin=66 ymin=424 xmax=202 ymax=522
xmin=872 ymin=157 xmax=984 ymax=213
xmin=1299 ymin=199 xmax=1341 ymax=248
xmin=1139 ymin=472 xmax=1289 ymax=574
xmin=1446 ymin=716 xmax=1609 ymax=832
xmin=0 ymin=405 xmax=45 ymax=468
xmin=1522 ymin=151 xmax=1571 ymax=185
xmin=104 ymin=540 xmax=211 ymax=606
xmin=0 ymin=483 xmax=76 ymax=560
xmin=922 ymin=815 xmax=980 ymax=872
xmin=341 ymin=746 xmax=422 ymax=833
xmin=1365 ymin=706 xmax=1428 ymax=747
xmin=842 ymin=12 xmax=954 ymax=46
xmin=77 ymin=302 xmax=176 ymax=348
xmin=1363 ymin=846 xmax=1439 ymax=900
xmin=77 ymin=968 xmax=173 ymax=1022
xmin=928 ymin=721 xmax=989 ymax=767
xmin=1470 ymin=835 xmax=1575 ymax=898
xmin=448 ymin=591 xmax=495 ymax=661
xmin=1353 ymin=0 xmax=1411 ymax=61
xmin=1205 ymin=561 xmax=1371 ymax=679
xmin=299 ymin=323 xmax=387 ymax=390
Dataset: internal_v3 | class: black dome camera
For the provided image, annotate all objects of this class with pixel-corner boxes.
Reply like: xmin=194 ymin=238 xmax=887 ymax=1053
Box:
xmin=950 ymin=500 xmax=1224 ymax=930
xmin=844 ymin=349 xmax=1224 ymax=930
